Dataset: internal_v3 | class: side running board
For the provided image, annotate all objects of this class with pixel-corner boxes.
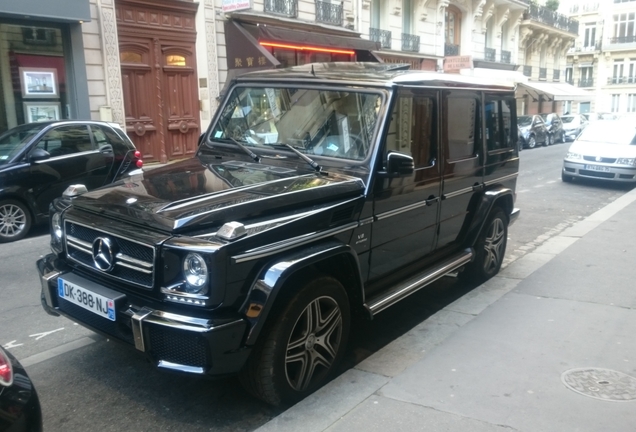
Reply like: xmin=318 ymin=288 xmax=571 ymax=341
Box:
xmin=364 ymin=248 xmax=474 ymax=316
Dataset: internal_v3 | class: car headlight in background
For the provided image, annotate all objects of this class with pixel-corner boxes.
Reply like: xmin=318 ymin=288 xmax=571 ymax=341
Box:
xmin=616 ymin=157 xmax=636 ymax=166
xmin=566 ymin=152 xmax=583 ymax=160
xmin=183 ymin=252 xmax=209 ymax=294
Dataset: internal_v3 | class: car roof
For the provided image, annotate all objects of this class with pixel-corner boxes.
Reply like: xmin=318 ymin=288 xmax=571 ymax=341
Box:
xmin=235 ymin=62 xmax=516 ymax=91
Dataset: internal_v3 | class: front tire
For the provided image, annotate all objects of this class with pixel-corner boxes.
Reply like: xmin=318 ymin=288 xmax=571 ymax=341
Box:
xmin=239 ymin=277 xmax=351 ymax=406
xmin=462 ymin=207 xmax=508 ymax=283
xmin=0 ymin=199 xmax=32 ymax=243
xmin=527 ymin=135 xmax=536 ymax=149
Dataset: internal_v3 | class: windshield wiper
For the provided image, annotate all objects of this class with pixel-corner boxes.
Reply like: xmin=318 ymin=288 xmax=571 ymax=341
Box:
xmin=225 ymin=137 xmax=261 ymax=163
xmin=267 ymin=143 xmax=321 ymax=172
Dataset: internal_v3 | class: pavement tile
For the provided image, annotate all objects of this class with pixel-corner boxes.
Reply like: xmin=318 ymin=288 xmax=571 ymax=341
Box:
xmin=444 ymin=276 xmax=520 ymax=316
xmin=497 ymin=251 xmax=555 ymax=280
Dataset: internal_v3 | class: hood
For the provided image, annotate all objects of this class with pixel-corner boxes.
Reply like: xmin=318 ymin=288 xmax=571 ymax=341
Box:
xmin=568 ymin=141 xmax=636 ymax=158
xmin=71 ymin=157 xmax=365 ymax=232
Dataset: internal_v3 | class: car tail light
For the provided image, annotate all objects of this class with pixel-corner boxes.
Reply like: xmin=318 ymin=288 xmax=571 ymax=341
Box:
xmin=134 ymin=150 xmax=141 ymax=159
xmin=0 ymin=348 xmax=13 ymax=387
xmin=136 ymin=159 xmax=144 ymax=168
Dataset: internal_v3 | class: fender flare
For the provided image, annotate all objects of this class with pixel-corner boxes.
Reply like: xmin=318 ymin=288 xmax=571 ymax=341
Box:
xmin=464 ymin=188 xmax=514 ymax=248
xmin=240 ymin=239 xmax=364 ymax=345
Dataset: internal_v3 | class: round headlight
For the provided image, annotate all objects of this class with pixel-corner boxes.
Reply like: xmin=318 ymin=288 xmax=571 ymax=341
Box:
xmin=52 ymin=213 xmax=62 ymax=239
xmin=183 ymin=252 xmax=208 ymax=294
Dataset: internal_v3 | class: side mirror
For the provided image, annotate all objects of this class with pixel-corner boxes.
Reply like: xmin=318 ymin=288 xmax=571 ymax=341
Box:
xmin=29 ymin=147 xmax=50 ymax=162
xmin=378 ymin=152 xmax=414 ymax=178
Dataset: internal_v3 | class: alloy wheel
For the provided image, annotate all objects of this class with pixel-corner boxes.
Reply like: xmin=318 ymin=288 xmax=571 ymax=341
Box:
xmin=285 ymin=296 xmax=343 ymax=391
xmin=0 ymin=203 xmax=28 ymax=239
xmin=483 ymin=217 xmax=506 ymax=273
xmin=528 ymin=136 xmax=536 ymax=149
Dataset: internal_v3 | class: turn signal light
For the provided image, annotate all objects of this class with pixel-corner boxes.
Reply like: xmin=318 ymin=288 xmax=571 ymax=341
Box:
xmin=134 ymin=150 xmax=141 ymax=159
xmin=0 ymin=348 xmax=13 ymax=387
xmin=136 ymin=159 xmax=144 ymax=168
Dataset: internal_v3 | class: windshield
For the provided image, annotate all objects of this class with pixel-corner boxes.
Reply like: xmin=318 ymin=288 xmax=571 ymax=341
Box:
xmin=577 ymin=123 xmax=636 ymax=145
xmin=0 ymin=123 xmax=47 ymax=165
xmin=518 ymin=116 xmax=532 ymax=127
xmin=561 ymin=116 xmax=575 ymax=124
xmin=207 ymin=86 xmax=383 ymax=161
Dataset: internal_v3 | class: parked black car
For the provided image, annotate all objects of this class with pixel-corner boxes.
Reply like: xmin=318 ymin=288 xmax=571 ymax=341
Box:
xmin=539 ymin=113 xmax=565 ymax=145
xmin=37 ymin=63 xmax=520 ymax=406
xmin=517 ymin=115 xmax=548 ymax=149
xmin=0 ymin=347 xmax=42 ymax=432
xmin=0 ymin=121 xmax=142 ymax=242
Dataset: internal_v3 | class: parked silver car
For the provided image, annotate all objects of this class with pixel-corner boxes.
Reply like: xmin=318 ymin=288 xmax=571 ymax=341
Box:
xmin=561 ymin=114 xmax=588 ymax=141
xmin=562 ymin=121 xmax=636 ymax=183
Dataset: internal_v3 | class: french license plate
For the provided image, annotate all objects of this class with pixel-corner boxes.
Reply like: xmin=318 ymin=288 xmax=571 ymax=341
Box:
xmin=584 ymin=165 xmax=610 ymax=172
xmin=58 ymin=278 xmax=116 ymax=321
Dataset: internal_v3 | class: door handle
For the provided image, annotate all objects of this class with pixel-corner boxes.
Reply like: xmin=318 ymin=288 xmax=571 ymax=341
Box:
xmin=472 ymin=183 xmax=485 ymax=192
xmin=425 ymin=195 xmax=438 ymax=206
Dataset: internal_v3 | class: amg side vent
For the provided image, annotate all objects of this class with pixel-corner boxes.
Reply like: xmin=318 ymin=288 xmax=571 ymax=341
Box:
xmin=330 ymin=205 xmax=355 ymax=225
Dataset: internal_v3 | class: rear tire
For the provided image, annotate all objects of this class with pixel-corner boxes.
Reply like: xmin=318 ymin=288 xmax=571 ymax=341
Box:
xmin=461 ymin=207 xmax=508 ymax=283
xmin=0 ymin=199 xmax=32 ymax=243
xmin=239 ymin=276 xmax=350 ymax=406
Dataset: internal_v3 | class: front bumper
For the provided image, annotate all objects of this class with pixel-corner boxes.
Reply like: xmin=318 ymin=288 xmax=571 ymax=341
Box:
xmin=563 ymin=160 xmax=636 ymax=182
xmin=563 ymin=129 xmax=579 ymax=140
xmin=37 ymin=254 xmax=251 ymax=377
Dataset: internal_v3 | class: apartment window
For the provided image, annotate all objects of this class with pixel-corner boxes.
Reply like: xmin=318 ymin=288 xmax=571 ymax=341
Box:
xmin=445 ymin=6 xmax=461 ymax=46
xmin=628 ymin=94 xmax=636 ymax=112
xmin=403 ymin=0 xmax=412 ymax=34
xmin=584 ymin=24 xmax=596 ymax=49
xmin=371 ymin=0 xmax=381 ymax=28
xmin=611 ymin=94 xmax=621 ymax=112
xmin=565 ymin=66 xmax=573 ymax=83
xmin=614 ymin=60 xmax=625 ymax=83
xmin=613 ymin=13 xmax=636 ymax=43
xmin=628 ymin=59 xmax=636 ymax=82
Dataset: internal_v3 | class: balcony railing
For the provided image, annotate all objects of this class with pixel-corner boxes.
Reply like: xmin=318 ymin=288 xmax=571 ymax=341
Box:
xmin=484 ymin=47 xmax=496 ymax=62
xmin=610 ymin=35 xmax=636 ymax=44
xmin=401 ymin=33 xmax=420 ymax=52
xmin=570 ymin=2 xmax=600 ymax=13
xmin=539 ymin=67 xmax=547 ymax=79
xmin=265 ymin=0 xmax=298 ymax=17
xmin=315 ymin=0 xmax=342 ymax=25
xmin=525 ymin=3 xmax=579 ymax=34
xmin=553 ymin=69 xmax=560 ymax=81
xmin=607 ymin=76 xmax=636 ymax=85
xmin=370 ymin=28 xmax=391 ymax=49
xmin=445 ymin=43 xmax=459 ymax=56
xmin=578 ymin=78 xmax=594 ymax=87
xmin=501 ymin=50 xmax=511 ymax=64
xmin=523 ymin=65 xmax=532 ymax=77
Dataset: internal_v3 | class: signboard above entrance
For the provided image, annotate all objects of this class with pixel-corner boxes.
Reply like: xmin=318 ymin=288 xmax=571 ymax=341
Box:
xmin=222 ymin=0 xmax=252 ymax=13
xmin=444 ymin=55 xmax=473 ymax=72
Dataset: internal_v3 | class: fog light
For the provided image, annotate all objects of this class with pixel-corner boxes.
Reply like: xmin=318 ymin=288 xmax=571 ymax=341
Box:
xmin=183 ymin=253 xmax=208 ymax=294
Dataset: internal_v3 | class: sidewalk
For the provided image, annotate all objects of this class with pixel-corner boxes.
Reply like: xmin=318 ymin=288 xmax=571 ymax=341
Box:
xmin=256 ymin=188 xmax=636 ymax=432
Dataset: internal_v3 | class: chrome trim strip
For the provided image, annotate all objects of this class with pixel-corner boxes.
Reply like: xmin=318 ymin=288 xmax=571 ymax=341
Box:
xmin=34 ymin=149 xmax=99 ymax=163
xmin=40 ymin=270 xmax=61 ymax=308
xmin=116 ymin=253 xmax=153 ymax=269
xmin=157 ymin=360 xmax=205 ymax=375
xmin=131 ymin=307 xmax=153 ymax=352
xmin=115 ymin=260 xmax=153 ymax=274
xmin=67 ymin=235 xmax=92 ymax=254
xmin=375 ymin=198 xmax=437 ymax=221
xmin=442 ymin=186 xmax=474 ymax=199
xmin=359 ymin=217 xmax=374 ymax=226
xmin=232 ymin=222 xmax=358 ymax=263
xmin=484 ymin=172 xmax=519 ymax=186
xmin=366 ymin=249 xmax=473 ymax=315
xmin=160 ymin=286 xmax=209 ymax=301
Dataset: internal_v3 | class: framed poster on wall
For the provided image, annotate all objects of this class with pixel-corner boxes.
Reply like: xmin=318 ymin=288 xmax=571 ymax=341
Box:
xmin=23 ymin=102 xmax=61 ymax=123
xmin=19 ymin=67 xmax=59 ymax=98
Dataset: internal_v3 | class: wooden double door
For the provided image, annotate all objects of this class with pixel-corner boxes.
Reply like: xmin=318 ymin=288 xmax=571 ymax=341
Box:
xmin=118 ymin=16 xmax=199 ymax=164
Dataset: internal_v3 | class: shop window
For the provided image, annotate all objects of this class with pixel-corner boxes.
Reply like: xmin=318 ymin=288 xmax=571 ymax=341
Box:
xmin=166 ymin=55 xmax=186 ymax=67
xmin=120 ymin=51 xmax=143 ymax=63
xmin=22 ymin=27 xmax=57 ymax=46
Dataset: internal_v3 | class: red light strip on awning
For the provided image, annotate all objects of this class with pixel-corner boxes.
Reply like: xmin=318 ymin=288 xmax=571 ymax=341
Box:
xmin=259 ymin=41 xmax=355 ymax=55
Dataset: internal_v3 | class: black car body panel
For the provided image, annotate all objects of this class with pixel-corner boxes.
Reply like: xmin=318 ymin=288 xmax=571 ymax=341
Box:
xmin=37 ymin=63 xmax=520 ymax=401
xmin=0 ymin=348 xmax=42 ymax=432
xmin=517 ymin=115 xmax=548 ymax=148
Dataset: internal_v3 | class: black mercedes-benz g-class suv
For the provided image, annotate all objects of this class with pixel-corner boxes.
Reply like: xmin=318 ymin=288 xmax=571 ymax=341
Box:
xmin=37 ymin=63 xmax=519 ymax=406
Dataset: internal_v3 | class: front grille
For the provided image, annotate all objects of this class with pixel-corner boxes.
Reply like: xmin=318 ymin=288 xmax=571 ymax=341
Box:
xmin=583 ymin=156 xmax=617 ymax=163
xmin=65 ymin=220 xmax=155 ymax=288
xmin=580 ymin=169 xmax=615 ymax=179
xmin=148 ymin=326 xmax=209 ymax=368
xmin=58 ymin=297 xmax=134 ymax=344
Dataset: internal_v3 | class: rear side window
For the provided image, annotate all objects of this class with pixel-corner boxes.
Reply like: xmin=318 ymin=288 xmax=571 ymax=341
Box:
xmin=485 ymin=98 xmax=516 ymax=152
xmin=446 ymin=97 xmax=479 ymax=160
xmin=90 ymin=124 xmax=129 ymax=155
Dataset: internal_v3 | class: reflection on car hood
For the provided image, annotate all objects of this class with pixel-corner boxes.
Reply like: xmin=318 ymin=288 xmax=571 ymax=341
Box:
xmin=71 ymin=157 xmax=365 ymax=232
xmin=568 ymin=141 xmax=636 ymax=158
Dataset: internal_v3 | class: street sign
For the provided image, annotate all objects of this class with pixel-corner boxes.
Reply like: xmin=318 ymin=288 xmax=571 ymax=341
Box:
xmin=444 ymin=55 xmax=473 ymax=72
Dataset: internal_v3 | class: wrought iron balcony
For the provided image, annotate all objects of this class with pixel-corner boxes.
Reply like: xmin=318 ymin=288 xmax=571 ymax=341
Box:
xmin=402 ymin=33 xmax=420 ymax=52
xmin=539 ymin=67 xmax=547 ymax=80
xmin=315 ymin=0 xmax=343 ymax=25
xmin=265 ymin=0 xmax=298 ymax=17
xmin=525 ymin=3 xmax=579 ymax=34
xmin=501 ymin=50 xmax=511 ymax=64
xmin=607 ymin=76 xmax=636 ymax=85
xmin=553 ymin=69 xmax=560 ymax=81
xmin=578 ymin=78 xmax=594 ymax=87
xmin=610 ymin=35 xmax=636 ymax=44
xmin=370 ymin=28 xmax=391 ymax=49
xmin=444 ymin=43 xmax=459 ymax=56
xmin=484 ymin=47 xmax=496 ymax=62
xmin=523 ymin=65 xmax=532 ymax=77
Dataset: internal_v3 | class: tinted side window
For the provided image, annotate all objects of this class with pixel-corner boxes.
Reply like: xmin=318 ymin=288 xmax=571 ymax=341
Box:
xmin=485 ymin=98 xmax=516 ymax=151
xmin=446 ymin=97 xmax=478 ymax=160
xmin=39 ymin=125 xmax=93 ymax=157
xmin=385 ymin=91 xmax=436 ymax=168
xmin=90 ymin=125 xmax=126 ymax=154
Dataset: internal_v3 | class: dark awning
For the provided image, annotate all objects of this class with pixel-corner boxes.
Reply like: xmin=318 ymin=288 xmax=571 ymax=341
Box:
xmin=224 ymin=21 xmax=280 ymax=70
xmin=244 ymin=23 xmax=381 ymax=52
